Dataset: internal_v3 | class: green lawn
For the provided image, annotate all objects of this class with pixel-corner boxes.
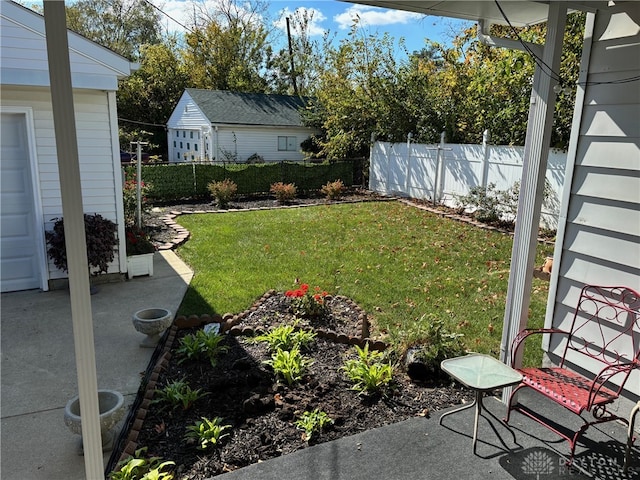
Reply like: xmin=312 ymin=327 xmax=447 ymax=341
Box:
xmin=175 ymin=201 xmax=553 ymax=366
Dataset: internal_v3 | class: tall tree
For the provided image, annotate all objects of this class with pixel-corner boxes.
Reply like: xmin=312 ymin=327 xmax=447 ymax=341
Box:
xmin=117 ymin=39 xmax=189 ymax=155
xmin=65 ymin=0 xmax=162 ymax=60
xmin=182 ymin=0 xmax=272 ymax=92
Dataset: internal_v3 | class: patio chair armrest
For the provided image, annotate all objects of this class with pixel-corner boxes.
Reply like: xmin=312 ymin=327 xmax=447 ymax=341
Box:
xmin=587 ymin=360 xmax=639 ymax=408
xmin=510 ymin=328 xmax=569 ymax=366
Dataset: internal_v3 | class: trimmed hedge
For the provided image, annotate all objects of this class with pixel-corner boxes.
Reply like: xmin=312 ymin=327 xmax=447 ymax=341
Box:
xmin=124 ymin=160 xmax=355 ymax=203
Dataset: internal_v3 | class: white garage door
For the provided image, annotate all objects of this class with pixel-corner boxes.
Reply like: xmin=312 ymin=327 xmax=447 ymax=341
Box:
xmin=1 ymin=113 xmax=41 ymax=292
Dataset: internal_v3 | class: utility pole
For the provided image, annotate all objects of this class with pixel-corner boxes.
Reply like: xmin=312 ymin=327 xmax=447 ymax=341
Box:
xmin=286 ymin=17 xmax=299 ymax=95
xmin=130 ymin=141 xmax=148 ymax=229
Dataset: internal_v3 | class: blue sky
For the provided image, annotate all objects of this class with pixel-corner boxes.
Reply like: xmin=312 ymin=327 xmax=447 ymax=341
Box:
xmin=156 ymin=0 xmax=473 ymax=56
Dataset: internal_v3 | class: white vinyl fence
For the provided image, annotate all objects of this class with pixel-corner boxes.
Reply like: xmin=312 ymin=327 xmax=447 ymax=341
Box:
xmin=369 ymin=134 xmax=567 ymax=229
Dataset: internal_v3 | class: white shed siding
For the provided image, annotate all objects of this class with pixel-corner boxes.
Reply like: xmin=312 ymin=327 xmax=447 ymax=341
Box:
xmin=548 ymin=5 xmax=640 ymax=395
xmin=167 ymin=92 xmax=209 ymax=162
xmin=216 ymin=125 xmax=311 ymax=162
xmin=1 ymin=86 xmax=122 ymax=279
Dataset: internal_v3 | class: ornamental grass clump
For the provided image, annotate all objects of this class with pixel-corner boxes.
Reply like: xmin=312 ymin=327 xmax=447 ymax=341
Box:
xmin=270 ymin=182 xmax=297 ymax=204
xmin=285 ymin=283 xmax=329 ymax=318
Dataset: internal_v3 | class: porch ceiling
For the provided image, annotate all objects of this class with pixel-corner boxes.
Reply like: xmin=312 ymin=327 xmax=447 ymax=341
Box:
xmin=342 ymin=1 xmax=609 ymax=26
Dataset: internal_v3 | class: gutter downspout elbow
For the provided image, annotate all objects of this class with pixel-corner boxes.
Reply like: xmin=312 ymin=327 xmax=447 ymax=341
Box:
xmin=477 ymin=19 xmax=543 ymax=58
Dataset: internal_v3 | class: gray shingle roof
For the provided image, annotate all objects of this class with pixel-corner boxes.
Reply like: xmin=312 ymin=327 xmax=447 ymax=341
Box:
xmin=186 ymin=89 xmax=308 ymax=127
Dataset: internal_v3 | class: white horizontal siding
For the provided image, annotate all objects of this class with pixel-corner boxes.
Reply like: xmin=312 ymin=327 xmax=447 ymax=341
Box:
xmin=1 ymin=86 xmax=121 ymax=278
xmin=1 ymin=2 xmax=131 ymax=90
xmin=549 ymin=4 xmax=640 ymax=398
xmin=166 ymin=93 xmax=208 ymax=128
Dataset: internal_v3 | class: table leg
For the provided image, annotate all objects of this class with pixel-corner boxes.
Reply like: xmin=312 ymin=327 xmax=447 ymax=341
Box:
xmin=472 ymin=390 xmax=483 ymax=454
xmin=439 ymin=395 xmax=477 ymax=426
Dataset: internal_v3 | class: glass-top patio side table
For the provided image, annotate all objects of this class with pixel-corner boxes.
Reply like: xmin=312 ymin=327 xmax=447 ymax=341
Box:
xmin=439 ymin=353 xmax=523 ymax=453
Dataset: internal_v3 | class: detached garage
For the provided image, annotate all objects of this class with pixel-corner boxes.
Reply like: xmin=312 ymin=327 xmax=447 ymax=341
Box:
xmin=0 ymin=1 xmax=134 ymax=292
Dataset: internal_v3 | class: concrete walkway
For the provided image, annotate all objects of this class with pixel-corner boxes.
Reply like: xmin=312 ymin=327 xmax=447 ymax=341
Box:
xmin=1 ymin=251 xmax=193 ymax=480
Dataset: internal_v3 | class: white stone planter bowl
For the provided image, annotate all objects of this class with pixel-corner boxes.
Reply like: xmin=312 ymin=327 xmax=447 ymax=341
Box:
xmin=132 ymin=308 xmax=173 ymax=347
xmin=63 ymin=389 xmax=125 ymax=453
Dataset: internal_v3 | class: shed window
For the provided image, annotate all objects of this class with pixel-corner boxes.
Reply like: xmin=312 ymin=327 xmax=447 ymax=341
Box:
xmin=180 ymin=142 xmax=183 ymax=148
xmin=173 ymin=141 xmax=176 ymax=147
xmin=177 ymin=152 xmax=180 ymax=159
xmin=195 ymin=144 xmax=198 ymax=151
xmin=190 ymin=131 xmax=193 ymax=139
xmin=187 ymin=143 xmax=190 ymax=149
xmin=176 ymin=131 xmax=179 ymax=137
xmin=278 ymin=136 xmax=297 ymax=151
xmin=183 ymin=131 xmax=186 ymax=137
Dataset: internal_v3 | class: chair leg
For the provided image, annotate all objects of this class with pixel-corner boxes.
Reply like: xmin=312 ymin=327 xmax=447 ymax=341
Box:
xmin=503 ymin=383 xmax=524 ymax=423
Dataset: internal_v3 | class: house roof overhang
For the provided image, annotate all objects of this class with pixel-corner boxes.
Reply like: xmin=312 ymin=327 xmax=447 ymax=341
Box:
xmin=342 ymin=1 xmax=607 ymax=26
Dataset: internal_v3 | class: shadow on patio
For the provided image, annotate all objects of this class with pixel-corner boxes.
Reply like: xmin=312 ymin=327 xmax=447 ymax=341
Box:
xmin=216 ymin=387 xmax=638 ymax=480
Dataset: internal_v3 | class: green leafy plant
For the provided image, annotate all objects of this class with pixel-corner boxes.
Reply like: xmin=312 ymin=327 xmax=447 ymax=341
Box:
xmin=295 ymin=409 xmax=333 ymax=442
xmin=270 ymin=181 xmax=297 ymax=204
xmin=176 ymin=329 xmax=227 ymax=366
xmin=407 ymin=316 xmax=466 ymax=377
xmin=253 ymin=321 xmax=316 ymax=353
xmin=285 ymin=283 xmax=329 ymax=318
xmin=264 ymin=348 xmax=313 ymax=386
xmin=207 ymin=179 xmax=237 ymax=208
xmin=152 ymin=378 xmax=207 ymax=410
xmin=45 ymin=213 xmax=117 ymax=274
xmin=109 ymin=447 xmax=174 ymax=480
xmin=455 ymin=183 xmax=502 ymax=223
xmin=184 ymin=417 xmax=231 ymax=450
xmin=125 ymin=226 xmax=156 ymax=255
xmin=321 ymin=179 xmax=346 ymax=200
xmin=342 ymin=344 xmax=393 ymax=394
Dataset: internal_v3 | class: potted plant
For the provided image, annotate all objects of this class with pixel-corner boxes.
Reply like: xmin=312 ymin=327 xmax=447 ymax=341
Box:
xmin=46 ymin=213 xmax=118 ymax=289
xmin=125 ymin=226 xmax=156 ymax=278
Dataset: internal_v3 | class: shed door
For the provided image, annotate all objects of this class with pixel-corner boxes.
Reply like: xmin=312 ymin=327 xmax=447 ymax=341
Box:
xmin=1 ymin=113 xmax=40 ymax=292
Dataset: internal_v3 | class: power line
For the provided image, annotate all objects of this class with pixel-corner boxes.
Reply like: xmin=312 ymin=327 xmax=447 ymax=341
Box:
xmin=118 ymin=117 xmax=166 ymax=128
xmin=493 ymin=0 xmax=640 ymax=87
xmin=142 ymin=0 xmax=194 ymax=35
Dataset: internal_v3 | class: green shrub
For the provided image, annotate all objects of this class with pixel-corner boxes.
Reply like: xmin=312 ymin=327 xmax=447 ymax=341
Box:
xmin=407 ymin=316 xmax=466 ymax=375
xmin=184 ymin=417 xmax=231 ymax=450
xmin=455 ymin=183 xmax=502 ymax=223
xmin=207 ymin=179 xmax=237 ymax=208
xmin=342 ymin=344 xmax=393 ymax=394
xmin=270 ymin=182 xmax=297 ymax=204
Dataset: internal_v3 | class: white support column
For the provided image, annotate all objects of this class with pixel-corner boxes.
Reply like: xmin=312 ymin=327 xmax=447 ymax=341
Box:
xmin=481 ymin=129 xmax=490 ymax=189
xmin=43 ymin=1 xmax=104 ymax=477
xmin=500 ymin=2 xmax=567 ymax=399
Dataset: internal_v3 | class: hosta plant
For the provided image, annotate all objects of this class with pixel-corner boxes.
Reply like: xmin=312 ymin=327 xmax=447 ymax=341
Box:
xmin=253 ymin=321 xmax=316 ymax=353
xmin=109 ymin=447 xmax=174 ymax=480
xmin=295 ymin=409 xmax=333 ymax=442
xmin=184 ymin=417 xmax=231 ymax=450
xmin=176 ymin=329 xmax=227 ymax=367
xmin=264 ymin=347 xmax=313 ymax=386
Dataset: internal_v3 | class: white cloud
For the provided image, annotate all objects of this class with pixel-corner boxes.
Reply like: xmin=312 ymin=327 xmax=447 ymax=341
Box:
xmin=273 ymin=7 xmax=328 ymax=37
xmin=334 ymin=4 xmax=423 ymax=30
